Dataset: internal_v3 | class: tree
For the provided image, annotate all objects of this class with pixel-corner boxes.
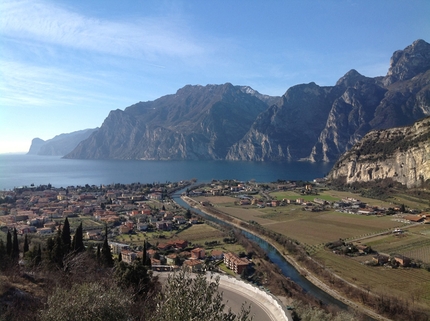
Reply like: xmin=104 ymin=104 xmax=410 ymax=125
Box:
xmin=400 ymin=204 xmax=406 ymax=213
xmin=39 ymin=282 xmax=133 ymax=321
xmin=0 ymin=239 xmax=7 ymax=269
xmin=6 ymin=229 xmax=12 ymax=256
xmin=11 ymin=228 xmax=19 ymax=260
xmin=150 ymin=271 xmax=253 ymax=321
xmin=114 ymin=260 xmax=150 ymax=294
xmin=23 ymin=233 xmax=29 ymax=254
xmin=118 ymin=251 xmax=122 ymax=262
xmin=52 ymin=227 xmax=64 ymax=267
xmin=185 ymin=208 xmax=192 ymax=219
xmin=101 ymin=226 xmax=113 ymax=267
xmin=62 ymin=217 xmax=71 ymax=253
xmin=72 ymin=222 xmax=84 ymax=252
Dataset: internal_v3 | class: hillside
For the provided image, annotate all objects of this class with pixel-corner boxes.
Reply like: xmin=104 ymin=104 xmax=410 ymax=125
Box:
xmin=327 ymin=116 xmax=430 ymax=187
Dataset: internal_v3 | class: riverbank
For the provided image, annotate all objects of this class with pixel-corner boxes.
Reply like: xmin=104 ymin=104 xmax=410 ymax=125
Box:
xmin=180 ymin=195 xmax=392 ymax=321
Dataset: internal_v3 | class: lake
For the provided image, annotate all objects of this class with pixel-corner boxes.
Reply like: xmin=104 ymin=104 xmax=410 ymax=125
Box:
xmin=0 ymin=154 xmax=334 ymax=190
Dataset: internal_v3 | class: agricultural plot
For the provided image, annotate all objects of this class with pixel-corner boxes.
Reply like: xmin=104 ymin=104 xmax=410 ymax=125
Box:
xmin=315 ymin=250 xmax=430 ymax=308
xmin=202 ymin=195 xmax=403 ymax=246
xmin=270 ymin=191 xmax=338 ymax=202
xmin=365 ymin=225 xmax=430 ymax=264
xmin=195 ymin=196 xmax=237 ymax=205
xmin=176 ymin=223 xmax=225 ymax=243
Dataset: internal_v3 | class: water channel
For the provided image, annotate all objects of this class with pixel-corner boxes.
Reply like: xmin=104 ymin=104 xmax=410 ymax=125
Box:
xmin=172 ymin=192 xmax=349 ymax=310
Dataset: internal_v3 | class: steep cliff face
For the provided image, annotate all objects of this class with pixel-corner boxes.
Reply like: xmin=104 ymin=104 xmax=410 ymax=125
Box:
xmin=327 ymin=117 xmax=430 ymax=187
xmin=28 ymin=128 xmax=98 ymax=156
xmin=63 ymin=40 xmax=430 ymax=162
xmin=227 ymin=40 xmax=430 ymax=162
xmin=65 ymin=84 xmax=269 ymax=160
xmin=226 ymin=82 xmax=336 ymax=160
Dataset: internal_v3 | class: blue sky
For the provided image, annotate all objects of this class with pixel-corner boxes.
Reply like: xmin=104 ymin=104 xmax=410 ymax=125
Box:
xmin=1 ymin=0 xmax=429 ymax=153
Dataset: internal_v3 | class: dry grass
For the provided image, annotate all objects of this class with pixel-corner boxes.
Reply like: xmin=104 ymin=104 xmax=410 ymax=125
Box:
xmin=198 ymin=195 xmax=403 ymax=245
xmin=314 ymin=250 xmax=430 ymax=308
xmin=176 ymin=224 xmax=225 ymax=243
xmin=364 ymin=225 xmax=430 ymax=263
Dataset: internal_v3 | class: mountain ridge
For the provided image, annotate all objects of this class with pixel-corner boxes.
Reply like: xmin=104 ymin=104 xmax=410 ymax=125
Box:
xmin=56 ymin=39 xmax=430 ymax=163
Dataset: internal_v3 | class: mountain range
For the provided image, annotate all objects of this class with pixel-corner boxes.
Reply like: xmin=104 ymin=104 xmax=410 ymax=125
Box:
xmin=30 ymin=40 xmax=429 ymax=164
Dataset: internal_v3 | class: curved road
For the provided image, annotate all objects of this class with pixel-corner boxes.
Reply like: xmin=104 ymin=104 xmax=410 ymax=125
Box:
xmin=220 ymin=281 xmax=277 ymax=321
xmin=156 ymin=272 xmax=289 ymax=321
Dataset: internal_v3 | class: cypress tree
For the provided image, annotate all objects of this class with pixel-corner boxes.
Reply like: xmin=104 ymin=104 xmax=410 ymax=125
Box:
xmin=52 ymin=227 xmax=64 ymax=266
xmin=46 ymin=236 xmax=55 ymax=262
xmin=62 ymin=217 xmax=71 ymax=253
xmin=101 ymin=226 xmax=113 ymax=267
xmin=11 ymin=228 xmax=19 ymax=260
xmin=72 ymin=222 xmax=84 ymax=252
xmin=6 ymin=229 xmax=12 ymax=256
xmin=96 ymin=244 xmax=101 ymax=262
xmin=0 ymin=239 xmax=6 ymax=269
xmin=35 ymin=244 xmax=42 ymax=266
xmin=23 ymin=234 xmax=29 ymax=254
xmin=142 ymin=240 xmax=147 ymax=266
xmin=118 ymin=251 xmax=122 ymax=262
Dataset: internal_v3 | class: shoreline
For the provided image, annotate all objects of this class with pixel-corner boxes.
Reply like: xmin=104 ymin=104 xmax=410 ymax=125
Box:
xmin=180 ymin=195 xmax=391 ymax=321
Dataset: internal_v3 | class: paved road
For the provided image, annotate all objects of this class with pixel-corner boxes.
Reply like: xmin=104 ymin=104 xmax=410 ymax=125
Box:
xmin=220 ymin=282 xmax=275 ymax=321
xmin=156 ymin=272 xmax=288 ymax=321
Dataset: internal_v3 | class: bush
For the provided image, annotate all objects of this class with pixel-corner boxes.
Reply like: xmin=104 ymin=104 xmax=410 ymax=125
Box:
xmin=40 ymin=282 xmax=133 ymax=321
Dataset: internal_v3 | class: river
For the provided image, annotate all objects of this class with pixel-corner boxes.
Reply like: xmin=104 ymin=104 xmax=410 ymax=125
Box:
xmin=172 ymin=191 xmax=349 ymax=310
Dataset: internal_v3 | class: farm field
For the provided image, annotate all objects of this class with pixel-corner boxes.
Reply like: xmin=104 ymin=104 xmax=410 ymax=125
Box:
xmin=115 ymin=223 xmax=245 ymax=254
xmin=176 ymin=223 xmax=225 ymax=243
xmin=271 ymin=189 xmax=399 ymax=209
xmin=364 ymin=224 xmax=430 ymax=264
xmin=387 ymin=193 xmax=430 ymax=210
xmin=54 ymin=216 xmax=103 ymax=231
xmin=194 ymin=195 xmax=406 ymax=246
xmin=314 ymin=249 xmax=430 ymax=308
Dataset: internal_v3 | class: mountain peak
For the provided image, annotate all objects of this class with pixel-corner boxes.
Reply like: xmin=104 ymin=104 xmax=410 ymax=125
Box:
xmin=384 ymin=39 xmax=430 ymax=86
xmin=335 ymin=69 xmax=366 ymax=87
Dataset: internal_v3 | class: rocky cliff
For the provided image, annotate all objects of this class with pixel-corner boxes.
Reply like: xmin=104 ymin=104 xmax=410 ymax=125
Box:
xmin=28 ymin=128 xmax=98 ymax=156
xmin=63 ymin=39 xmax=430 ymax=162
xmin=327 ymin=117 xmax=430 ymax=187
xmin=229 ymin=39 xmax=430 ymax=162
xmin=65 ymin=84 xmax=271 ymax=160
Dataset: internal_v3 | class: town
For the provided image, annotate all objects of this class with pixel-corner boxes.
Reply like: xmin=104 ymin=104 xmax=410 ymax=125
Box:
xmin=1 ymin=179 xmax=428 ymax=275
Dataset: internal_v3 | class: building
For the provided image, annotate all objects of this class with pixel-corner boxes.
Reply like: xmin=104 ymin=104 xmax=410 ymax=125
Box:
xmin=191 ymin=247 xmax=205 ymax=259
xmin=224 ymin=252 xmax=250 ymax=274
xmin=183 ymin=259 xmax=202 ymax=272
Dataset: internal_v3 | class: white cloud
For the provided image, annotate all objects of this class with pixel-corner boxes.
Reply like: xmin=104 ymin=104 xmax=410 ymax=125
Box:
xmin=0 ymin=0 xmax=205 ymax=60
xmin=0 ymin=60 xmax=128 ymax=108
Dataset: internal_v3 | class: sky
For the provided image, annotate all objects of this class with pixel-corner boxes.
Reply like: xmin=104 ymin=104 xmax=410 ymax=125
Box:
xmin=0 ymin=0 xmax=429 ymax=154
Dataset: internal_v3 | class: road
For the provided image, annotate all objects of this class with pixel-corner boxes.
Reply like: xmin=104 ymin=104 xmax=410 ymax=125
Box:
xmin=156 ymin=272 xmax=290 ymax=321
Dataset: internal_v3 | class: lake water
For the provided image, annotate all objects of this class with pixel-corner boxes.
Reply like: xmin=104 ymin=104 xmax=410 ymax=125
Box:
xmin=0 ymin=154 xmax=334 ymax=190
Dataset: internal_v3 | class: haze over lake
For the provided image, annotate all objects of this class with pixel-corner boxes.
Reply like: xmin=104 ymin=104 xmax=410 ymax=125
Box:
xmin=0 ymin=154 xmax=333 ymax=190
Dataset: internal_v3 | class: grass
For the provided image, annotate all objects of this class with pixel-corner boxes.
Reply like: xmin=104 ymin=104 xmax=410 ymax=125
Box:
xmin=314 ymin=249 xmax=430 ymax=308
xmin=270 ymin=191 xmax=339 ymax=202
xmin=203 ymin=196 xmax=404 ymax=246
xmin=365 ymin=225 xmax=430 ymax=263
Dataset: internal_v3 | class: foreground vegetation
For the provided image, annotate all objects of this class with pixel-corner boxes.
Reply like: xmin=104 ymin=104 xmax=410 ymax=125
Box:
xmin=0 ymin=220 xmax=253 ymax=321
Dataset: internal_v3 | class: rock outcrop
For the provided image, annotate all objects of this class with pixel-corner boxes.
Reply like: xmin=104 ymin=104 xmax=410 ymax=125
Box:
xmin=327 ymin=117 xmax=430 ymax=187
xmin=229 ymin=40 xmax=430 ymax=162
xmin=28 ymin=128 xmax=98 ymax=156
xmin=65 ymin=84 xmax=271 ymax=160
